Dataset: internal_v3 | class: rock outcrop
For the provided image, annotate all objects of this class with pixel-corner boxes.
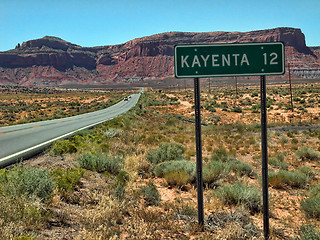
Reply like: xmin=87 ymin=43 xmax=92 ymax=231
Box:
xmin=0 ymin=27 xmax=319 ymax=86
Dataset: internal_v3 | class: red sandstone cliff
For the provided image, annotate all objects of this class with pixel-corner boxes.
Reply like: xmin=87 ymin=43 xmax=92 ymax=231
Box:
xmin=0 ymin=27 xmax=319 ymax=86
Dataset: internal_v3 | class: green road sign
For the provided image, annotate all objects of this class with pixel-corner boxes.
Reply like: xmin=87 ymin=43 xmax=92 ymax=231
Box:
xmin=174 ymin=42 xmax=285 ymax=78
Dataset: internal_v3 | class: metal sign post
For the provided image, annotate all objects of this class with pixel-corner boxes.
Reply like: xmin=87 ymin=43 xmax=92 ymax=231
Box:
xmin=194 ymin=77 xmax=204 ymax=228
xmin=260 ymin=75 xmax=269 ymax=239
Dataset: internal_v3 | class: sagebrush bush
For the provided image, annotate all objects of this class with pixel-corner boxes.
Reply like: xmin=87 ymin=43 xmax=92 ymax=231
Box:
xmin=164 ymin=170 xmax=190 ymax=187
xmin=140 ymin=181 xmax=161 ymax=206
xmin=115 ymin=170 xmax=130 ymax=186
xmin=78 ymin=152 xmax=122 ymax=174
xmin=4 ymin=167 xmax=55 ymax=202
xmin=211 ymin=146 xmax=231 ymax=162
xmin=213 ymin=182 xmax=261 ymax=213
xmin=301 ymin=197 xmax=320 ymax=219
xmin=307 ymin=185 xmax=320 ymax=198
xmin=295 ymin=225 xmax=320 ymax=240
xmin=268 ymin=170 xmax=308 ymax=189
xmin=203 ymin=160 xmax=229 ymax=187
xmin=269 ymin=153 xmax=289 ymax=170
xmin=49 ymin=139 xmax=77 ymax=155
xmin=153 ymin=160 xmax=196 ymax=182
xmin=50 ymin=168 xmax=84 ymax=197
xmin=229 ymin=160 xmax=254 ymax=177
xmin=297 ymin=166 xmax=315 ymax=179
xmin=146 ymin=142 xmax=185 ymax=164
xmin=295 ymin=146 xmax=320 ymax=161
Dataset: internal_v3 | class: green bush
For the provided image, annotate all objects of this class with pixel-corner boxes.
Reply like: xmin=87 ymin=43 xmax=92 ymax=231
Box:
xmin=203 ymin=160 xmax=229 ymax=187
xmin=164 ymin=170 xmax=190 ymax=187
xmin=146 ymin=142 xmax=185 ymax=165
xmin=205 ymin=105 xmax=217 ymax=113
xmin=4 ymin=167 xmax=55 ymax=202
xmin=301 ymin=197 xmax=320 ymax=219
xmin=229 ymin=160 xmax=254 ymax=177
xmin=140 ymin=181 xmax=161 ymax=206
xmin=115 ymin=170 xmax=130 ymax=186
xmin=297 ymin=166 xmax=315 ymax=179
xmin=231 ymin=106 xmax=243 ymax=113
xmin=77 ymin=152 xmax=122 ymax=174
xmin=307 ymin=185 xmax=320 ymax=198
xmin=13 ymin=236 xmax=37 ymax=240
xmin=268 ymin=170 xmax=308 ymax=189
xmin=213 ymin=182 xmax=261 ymax=213
xmin=269 ymin=153 xmax=289 ymax=170
xmin=211 ymin=146 xmax=231 ymax=162
xmin=295 ymin=146 xmax=320 ymax=162
xmin=295 ymin=225 xmax=320 ymax=240
xmin=50 ymin=168 xmax=84 ymax=196
xmin=208 ymin=115 xmax=221 ymax=124
xmin=50 ymin=139 xmax=77 ymax=155
xmin=153 ymin=160 xmax=196 ymax=182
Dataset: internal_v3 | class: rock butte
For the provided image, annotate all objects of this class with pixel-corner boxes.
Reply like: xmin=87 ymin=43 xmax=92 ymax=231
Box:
xmin=0 ymin=27 xmax=319 ymax=87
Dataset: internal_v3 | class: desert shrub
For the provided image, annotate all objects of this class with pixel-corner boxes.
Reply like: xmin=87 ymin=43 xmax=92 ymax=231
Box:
xmin=13 ymin=236 xmax=37 ymax=240
xmin=205 ymin=105 xmax=216 ymax=112
xmin=146 ymin=142 xmax=185 ymax=165
xmin=206 ymin=210 xmax=261 ymax=239
xmin=203 ymin=160 xmax=229 ymax=187
xmin=153 ymin=160 xmax=196 ymax=182
xmin=295 ymin=225 xmax=320 ymax=240
xmin=164 ymin=170 xmax=190 ymax=187
xmin=268 ymin=170 xmax=308 ymax=189
xmin=4 ymin=167 xmax=55 ymax=202
xmin=211 ymin=146 xmax=231 ymax=162
xmin=269 ymin=153 xmax=289 ymax=170
xmin=140 ymin=181 xmax=161 ymax=206
xmin=229 ymin=160 xmax=254 ymax=177
xmin=297 ymin=166 xmax=315 ymax=179
xmin=213 ymin=182 xmax=261 ymax=213
xmin=307 ymin=185 xmax=320 ymax=198
xmin=295 ymin=146 xmax=320 ymax=161
xmin=231 ymin=106 xmax=243 ymax=113
xmin=208 ymin=114 xmax=221 ymax=124
xmin=0 ymin=194 xmax=49 ymax=239
xmin=301 ymin=197 xmax=320 ymax=219
xmin=115 ymin=170 xmax=130 ymax=186
xmin=0 ymin=169 xmax=7 ymax=183
xmin=174 ymin=203 xmax=197 ymax=219
xmin=279 ymin=136 xmax=289 ymax=144
xmin=77 ymin=196 xmax=124 ymax=239
xmin=77 ymin=152 xmax=122 ymax=174
xmin=49 ymin=139 xmax=77 ymax=155
xmin=50 ymin=168 xmax=84 ymax=197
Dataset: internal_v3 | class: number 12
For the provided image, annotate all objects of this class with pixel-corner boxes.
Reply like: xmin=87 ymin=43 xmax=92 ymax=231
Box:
xmin=263 ymin=53 xmax=278 ymax=65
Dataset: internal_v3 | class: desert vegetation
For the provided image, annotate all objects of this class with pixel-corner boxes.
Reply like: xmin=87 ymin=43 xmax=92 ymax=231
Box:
xmin=0 ymin=83 xmax=319 ymax=239
xmin=0 ymin=85 xmax=126 ymax=126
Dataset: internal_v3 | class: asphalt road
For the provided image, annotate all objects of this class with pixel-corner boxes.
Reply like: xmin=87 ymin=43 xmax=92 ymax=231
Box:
xmin=0 ymin=90 xmax=142 ymax=168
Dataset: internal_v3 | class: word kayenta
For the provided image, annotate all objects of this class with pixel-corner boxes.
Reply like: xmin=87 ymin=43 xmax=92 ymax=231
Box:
xmin=181 ymin=53 xmax=250 ymax=68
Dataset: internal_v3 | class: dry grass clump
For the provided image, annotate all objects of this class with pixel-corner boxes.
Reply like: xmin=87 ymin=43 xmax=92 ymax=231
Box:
xmin=206 ymin=210 xmax=263 ymax=239
xmin=76 ymin=196 xmax=124 ymax=239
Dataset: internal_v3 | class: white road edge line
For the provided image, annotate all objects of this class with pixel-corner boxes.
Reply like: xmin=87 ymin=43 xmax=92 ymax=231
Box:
xmin=0 ymin=118 xmax=108 ymax=163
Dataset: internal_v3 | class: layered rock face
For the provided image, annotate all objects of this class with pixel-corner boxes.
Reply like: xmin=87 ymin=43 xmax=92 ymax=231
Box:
xmin=0 ymin=27 xmax=319 ymax=86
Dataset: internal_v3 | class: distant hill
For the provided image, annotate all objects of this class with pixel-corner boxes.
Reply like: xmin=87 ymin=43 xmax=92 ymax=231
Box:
xmin=0 ymin=27 xmax=319 ymax=87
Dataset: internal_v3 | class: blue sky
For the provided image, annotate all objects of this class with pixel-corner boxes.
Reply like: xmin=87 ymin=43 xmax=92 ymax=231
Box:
xmin=1 ymin=0 xmax=320 ymax=51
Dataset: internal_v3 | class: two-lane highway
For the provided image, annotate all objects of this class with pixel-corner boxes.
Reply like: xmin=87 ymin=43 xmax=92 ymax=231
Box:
xmin=0 ymin=90 xmax=142 ymax=168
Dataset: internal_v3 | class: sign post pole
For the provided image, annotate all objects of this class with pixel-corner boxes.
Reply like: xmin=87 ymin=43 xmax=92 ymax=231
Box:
xmin=260 ymin=75 xmax=269 ymax=239
xmin=194 ymin=77 xmax=204 ymax=229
